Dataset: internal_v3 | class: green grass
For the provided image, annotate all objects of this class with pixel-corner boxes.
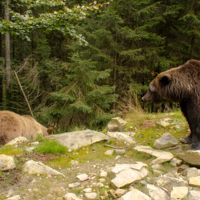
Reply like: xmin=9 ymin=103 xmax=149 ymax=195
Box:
xmin=0 ymin=145 xmax=24 ymax=156
xmin=35 ymin=139 xmax=68 ymax=154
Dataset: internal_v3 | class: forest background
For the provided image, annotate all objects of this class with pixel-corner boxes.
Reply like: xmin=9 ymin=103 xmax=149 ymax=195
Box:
xmin=0 ymin=0 xmax=200 ymax=132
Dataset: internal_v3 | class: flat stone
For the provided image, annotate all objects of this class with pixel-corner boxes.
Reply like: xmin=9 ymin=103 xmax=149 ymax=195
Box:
xmin=0 ymin=154 xmax=16 ymax=171
xmin=63 ymin=193 xmax=82 ymax=200
xmin=83 ymin=188 xmax=92 ymax=193
xmin=189 ymin=176 xmax=200 ymax=187
xmin=71 ymin=160 xmax=79 ymax=165
xmin=100 ymin=170 xmax=107 ymax=178
xmin=5 ymin=136 xmax=28 ymax=147
xmin=134 ymin=145 xmax=173 ymax=165
xmin=107 ymin=117 xmax=127 ymax=132
xmin=107 ymin=132 xmax=136 ymax=144
xmin=115 ymin=149 xmax=126 ymax=154
xmin=111 ymin=167 xmax=148 ymax=188
xmin=157 ymin=120 xmax=170 ymax=127
xmin=76 ymin=173 xmax=89 ymax=182
xmin=104 ymin=150 xmax=114 ymax=156
xmin=151 ymin=164 xmax=163 ymax=170
xmin=153 ymin=133 xmax=178 ymax=149
xmin=111 ymin=162 xmax=147 ymax=174
xmin=5 ymin=195 xmax=21 ymax=200
xmin=170 ymin=186 xmax=188 ymax=199
xmin=68 ymin=182 xmax=81 ymax=188
xmin=187 ymin=190 xmax=200 ymax=200
xmin=26 ymin=147 xmax=36 ymax=152
xmin=84 ymin=192 xmax=98 ymax=199
xmin=183 ymin=167 xmax=199 ymax=180
xmin=45 ymin=129 xmax=109 ymax=150
xmin=118 ymin=188 xmax=151 ymax=200
xmin=170 ymin=158 xmax=182 ymax=167
xmin=22 ymin=160 xmax=65 ymax=177
xmin=115 ymin=189 xmax=127 ymax=197
xmin=145 ymin=184 xmax=169 ymax=200
xmin=156 ymin=175 xmax=188 ymax=191
xmin=31 ymin=141 xmax=39 ymax=146
xmin=176 ymin=150 xmax=200 ymax=166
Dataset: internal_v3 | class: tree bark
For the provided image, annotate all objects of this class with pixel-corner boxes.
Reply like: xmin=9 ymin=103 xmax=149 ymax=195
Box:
xmin=0 ymin=1 xmax=2 ymax=57
xmin=4 ymin=0 xmax=11 ymax=88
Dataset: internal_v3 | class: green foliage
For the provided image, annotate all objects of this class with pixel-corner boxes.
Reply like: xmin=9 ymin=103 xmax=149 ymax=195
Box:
xmin=42 ymin=52 xmax=116 ymax=127
xmin=35 ymin=139 xmax=68 ymax=154
xmin=0 ymin=145 xmax=24 ymax=156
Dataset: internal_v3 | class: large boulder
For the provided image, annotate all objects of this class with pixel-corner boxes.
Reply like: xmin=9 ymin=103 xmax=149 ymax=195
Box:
xmin=46 ymin=129 xmax=109 ymax=150
xmin=0 ymin=110 xmax=48 ymax=144
xmin=107 ymin=117 xmax=127 ymax=132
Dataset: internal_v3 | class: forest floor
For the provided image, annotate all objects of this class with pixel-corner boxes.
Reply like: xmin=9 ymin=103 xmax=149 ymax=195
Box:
xmin=0 ymin=110 xmax=189 ymax=200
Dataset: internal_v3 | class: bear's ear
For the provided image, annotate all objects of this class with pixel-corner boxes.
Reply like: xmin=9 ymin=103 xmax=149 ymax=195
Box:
xmin=160 ymin=74 xmax=171 ymax=86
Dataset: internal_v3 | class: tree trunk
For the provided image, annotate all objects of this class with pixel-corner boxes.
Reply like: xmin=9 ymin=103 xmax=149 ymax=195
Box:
xmin=4 ymin=0 xmax=11 ymax=88
xmin=0 ymin=1 xmax=2 ymax=57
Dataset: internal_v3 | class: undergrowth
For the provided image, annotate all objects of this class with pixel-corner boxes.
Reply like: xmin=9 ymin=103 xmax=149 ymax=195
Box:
xmin=35 ymin=139 xmax=68 ymax=154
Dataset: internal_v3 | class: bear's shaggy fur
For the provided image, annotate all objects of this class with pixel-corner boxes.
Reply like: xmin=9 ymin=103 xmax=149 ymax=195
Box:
xmin=0 ymin=110 xmax=48 ymax=145
xmin=142 ymin=59 xmax=200 ymax=149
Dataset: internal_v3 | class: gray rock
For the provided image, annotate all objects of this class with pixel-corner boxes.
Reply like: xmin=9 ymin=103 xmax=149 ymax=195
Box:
xmin=176 ymin=150 xmax=200 ymax=166
xmin=156 ymin=175 xmax=188 ymax=191
xmin=46 ymin=129 xmax=109 ymax=150
xmin=118 ymin=188 xmax=151 ymax=200
xmin=84 ymin=193 xmax=98 ymax=199
xmin=83 ymin=188 xmax=92 ymax=193
xmin=134 ymin=145 xmax=174 ymax=165
xmin=107 ymin=117 xmax=127 ymax=132
xmin=170 ymin=186 xmax=188 ymax=199
xmin=111 ymin=162 xmax=147 ymax=174
xmin=71 ymin=160 xmax=79 ymax=165
xmin=5 ymin=136 xmax=29 ymax=147
xmin=107 ymin=132 xmax=136 ymax=144
xmin=170 ymin=158 xmax=182 ymax=167
xmin=31 ymin=141 xmax=39 ymax=146
xmin=26 ymin=147 xmax=36 ymax=152
xmin=5 ymin=195 xmax=21 ymax=200
xmin=63 ymin=193 xmax=82 ymax=200
xmin=115 ymin=189 xmax=127 ymax=197
xmin=76 ymin=173 xmax=89 ymax=182
xmin=151 ymin=164 xmax=163 ymax=170
xmin=157 ymin=120 xmax=170 ymax=127
xmin=0 ymin=154 xmax=16 ymax=171
xmin=104 ymin=150 xmax=114 ymax=156
xmin=189 ymin=176 xmax=200 ymax=187
xmin=22 ymin=160 xmax=65 ymax=177
xmin=100 ymin=170 xmax=107 ymax=178
xmin=111 ymin=167 xmax=149 ymax=188
xmin=68 ymin=182 xmax=81 ymax=188
xmin=187 ymin=190 xmax=200 ymax=200
xmin=153 ymin=133 xmax=178 ymax=149
xmin=145 ymin=184 xmax=169 ymax=200
xmin=183 ymin=167 xmax=199 ymax=180
xmin=115 ymin=149 xmax=126 ymax=154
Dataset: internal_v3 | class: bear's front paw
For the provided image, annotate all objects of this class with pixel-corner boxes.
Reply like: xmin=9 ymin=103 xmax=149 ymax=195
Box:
xmin=180 ymin=136 xmax=192 ymax=144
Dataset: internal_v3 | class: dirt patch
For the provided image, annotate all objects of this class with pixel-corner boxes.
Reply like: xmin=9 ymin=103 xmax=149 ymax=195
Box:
xmin=141 ymin=120 xmax=156 ymax=129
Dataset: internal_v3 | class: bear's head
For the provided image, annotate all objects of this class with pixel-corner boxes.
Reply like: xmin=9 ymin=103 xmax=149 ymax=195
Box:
xmin=142 ymin=73 xmax=172 ymax=104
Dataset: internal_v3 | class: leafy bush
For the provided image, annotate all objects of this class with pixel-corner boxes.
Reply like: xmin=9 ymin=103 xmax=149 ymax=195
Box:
xmin=35 ymin=140 xmax=68 ymax=154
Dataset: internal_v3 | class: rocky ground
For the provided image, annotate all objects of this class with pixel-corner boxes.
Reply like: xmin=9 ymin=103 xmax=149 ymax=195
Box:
xmin=1 ymin=111 xmax=200 ymax=200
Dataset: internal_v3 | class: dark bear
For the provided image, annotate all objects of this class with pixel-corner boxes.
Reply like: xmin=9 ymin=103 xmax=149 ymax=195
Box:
xmin=142 ymin=59 xmax=200 ymax=150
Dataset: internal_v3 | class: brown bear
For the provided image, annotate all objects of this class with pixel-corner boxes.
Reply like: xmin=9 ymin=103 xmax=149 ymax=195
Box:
xmin=142 ymin=59 xmax=200 ymax=150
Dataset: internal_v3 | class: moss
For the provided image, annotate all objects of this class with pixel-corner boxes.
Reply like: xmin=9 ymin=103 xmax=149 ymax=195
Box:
xmin=0 ymin=145 xmax=24 ymax=156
